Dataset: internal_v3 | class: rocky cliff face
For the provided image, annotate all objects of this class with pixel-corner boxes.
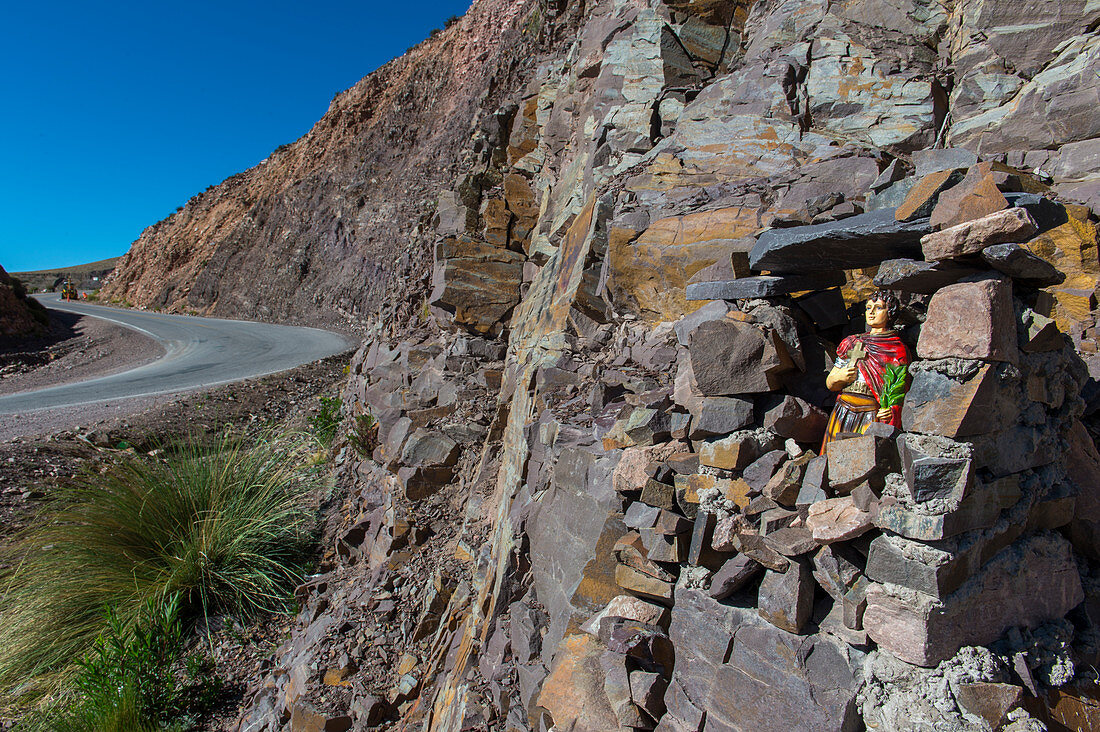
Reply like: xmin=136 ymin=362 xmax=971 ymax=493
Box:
xmin=0 ymin=266 xmax=47 ymax=341
xmin=100 ymin=0 xmax=565 ymax=328
xmin=104 ymin=0 xmax=1100 ymax=729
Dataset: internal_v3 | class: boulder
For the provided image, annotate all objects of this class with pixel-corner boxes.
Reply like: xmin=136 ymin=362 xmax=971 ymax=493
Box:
xmin=872 ymin=258 xmax=980 ymax=294
xmin=920 ymin=207 xmax=1038 ymax=261
xmin=688 ymin=319 xmax=787 ymax=394
xmin=430 ymin=235 xmax=525 ymax=333
xmin=689 ymin=396 xmax=755 ymax=438
xmin=749 ymin=207 xmax=929 ymax=273
xmin=917 ymin=278 xmax=1019 ymax=363
xmin=898 ymin=435 xmax=973 ymax=504
xmin=686 ymin=272 xmax=846 ymax=300
xmin=662 ymin=587 xmax=864 ymax=732
xmin=758 ymin=559 xmax=815 ymax=634
xmin=864 ymin=532 xmax=1084 ymax=667
xmin=709 ymin=554 xmax=763 ymax=600
xmin=825 ymin=434 xmax=890 ymax=491
xmin=536 ymin=633 xmax=624 ymax=731
xmin=876 ymin=471 xmax=1021 ymax=542
xmin=700 ymin=432 xmax=768 ymax=474
xmin=674 ymin=299 xmax=733 ymax=346
xmin=980 ymin=243 xmax=1066 ymax=287
xmin=806 ymin=497 xmax=875 ymax=544
xmin=896 ymin=169 xmax=964 ymax=222
xmin=763 ymin=396 xmax=828 ymax=444
xmin=928 ymin=164 xmax=1008 ymax=230
xmin=901 ymin=362 xmax=1018 ymax=438
xmin=744 ymin=449 xmax=789 ymax=491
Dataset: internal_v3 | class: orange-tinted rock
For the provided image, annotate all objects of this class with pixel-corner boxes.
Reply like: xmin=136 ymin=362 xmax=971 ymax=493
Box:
xmin=482 ymin=198 xmax=512 ymax=248
xmin=429 ymin=235 xmax=524 ymax=333
xmin=955 ymin=682 xmax=1024 ymax=729
xmin=503 ymin=173 xmax=539 ymax=250
xmin=537 ymin=633 xmax=623 ymax=731
xmin=896 ymin=169 xmax=960 ymax=222
xmin=608 ymin=206 xmax=762 ymax=322
xmin=928 ymin=163 xmax=1009 ymax=230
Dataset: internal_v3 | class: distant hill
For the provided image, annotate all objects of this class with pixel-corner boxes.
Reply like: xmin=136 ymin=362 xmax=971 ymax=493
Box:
xmin=11 ymin=256 xmax=121 ymax=292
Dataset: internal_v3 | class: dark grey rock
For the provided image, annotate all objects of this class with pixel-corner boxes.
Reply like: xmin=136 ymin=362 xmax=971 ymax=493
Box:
xmin=913 ymin=148 xmax=979 ymax=177
xmin=686 ymin=272 xmax=846 ymax=300
xmin=1005 ymin=192 xmax=1069 ymax=233
xmin=901 ymin=361 xmax=1019 ymax=438
xmin=763 ymin=395 xmax=827 ymax=444
xmin=744 ymin=449 xmax=788 ymax=491
xmin=688 ymin=511 xmax=719 ymax=566
xmin=980 ymin=243 xmax=1066 ymax=287
xmin=873 ymin=258 xmax=981 ymax=294
xmin=798 ymin=456 xmax=829 ymax=506
xmin=664 ymin=587 xmax=864 ymax=732
xmin=899 ymin=437 xmax=973 ymax=503
xmin=757 ymin=559 xmax=814 ymax=633
xmin=794 ymin=288 xmax=849 ymax=330
xmin=764 ymin=527 xmax=818 ymax=557
xmin=674 ymin=299 xmax=733 ymax=346
xmin=689 ymin=396 xmax=755 ymax=438
xmin=688 ymin=319 xmax=786 ymax=395
xmin=708 ymin=555 xmax=763 ymax=601
xmin=624 ymin=502 xmax=661 ymax=530
xmin=749 ymin=207 xmax=931 ymax=274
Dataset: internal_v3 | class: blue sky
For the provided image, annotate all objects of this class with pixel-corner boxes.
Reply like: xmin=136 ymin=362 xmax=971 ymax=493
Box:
xmin=0 ymin=0 xmax=471 ymax=273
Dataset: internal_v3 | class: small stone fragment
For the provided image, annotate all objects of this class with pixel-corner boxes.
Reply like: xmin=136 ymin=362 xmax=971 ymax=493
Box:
xmin=806 ymin=497 xmax=874 ymax=544
xmin=709 ymin=554 xmax=764 ymax=600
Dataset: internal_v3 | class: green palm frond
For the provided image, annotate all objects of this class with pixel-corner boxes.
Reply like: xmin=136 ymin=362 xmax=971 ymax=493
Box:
xmin=879 ymin=363 xmax=909 ymax=408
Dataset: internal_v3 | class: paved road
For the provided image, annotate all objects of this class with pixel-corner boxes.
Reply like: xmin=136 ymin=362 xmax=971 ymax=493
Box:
xmin=0 ymin=295 xmax=351 ymax=414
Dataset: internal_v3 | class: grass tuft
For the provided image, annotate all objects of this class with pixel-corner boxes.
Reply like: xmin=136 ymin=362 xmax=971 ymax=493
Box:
xmin=0 ymin=430 xmax=320 ymax=704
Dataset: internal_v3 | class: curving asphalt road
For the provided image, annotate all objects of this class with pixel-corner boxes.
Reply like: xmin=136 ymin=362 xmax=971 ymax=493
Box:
xmin=0 ymin=295 xmax=352 ymax=415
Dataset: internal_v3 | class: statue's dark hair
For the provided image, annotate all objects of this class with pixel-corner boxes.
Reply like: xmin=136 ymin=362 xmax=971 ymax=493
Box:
xmin=868 ymin=290 xmax=900 ymax=321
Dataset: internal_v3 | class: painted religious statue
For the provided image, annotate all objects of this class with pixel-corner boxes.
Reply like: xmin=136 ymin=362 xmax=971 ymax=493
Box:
xmin=821 ymin=290 xmax=910 ymax=455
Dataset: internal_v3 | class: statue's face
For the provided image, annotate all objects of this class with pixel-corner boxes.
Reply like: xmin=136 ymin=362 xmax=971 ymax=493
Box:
xmin=865 ymin=298 xmax=891 ymax=329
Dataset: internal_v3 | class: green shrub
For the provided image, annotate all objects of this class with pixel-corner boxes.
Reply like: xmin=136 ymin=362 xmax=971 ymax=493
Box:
xmin=308 ymin=395 xmax=343 ymax=447
xmin=350 ymin=412 xmax=378 ymax=457
xmin=23 ymin=595 xmax=218 ymax=731
xmin=0 ymin=430 xmax=320 ymax=703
